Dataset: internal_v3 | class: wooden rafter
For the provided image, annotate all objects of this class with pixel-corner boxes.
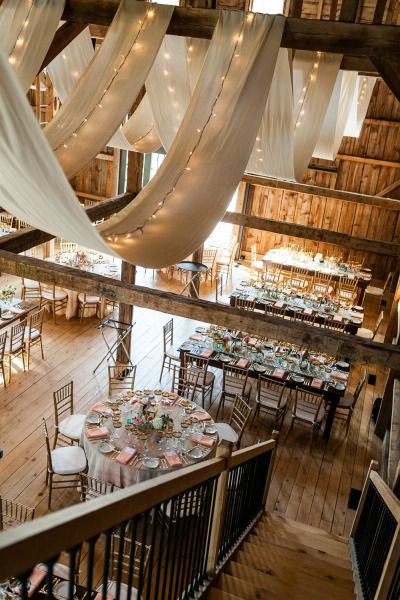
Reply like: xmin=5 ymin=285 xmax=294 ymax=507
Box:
xmin=336 ymin=154 xmax=400 ymax=169
xmin=288 ymin=0 xmax=303 ymax=18
xmin=377 ymin=178 xmax=400 ymax=198
xmin=241 ymin=174 xmax=400 ymax=211
xmin=369 ymin=55 xmax=400 ymax=104
xmin=373 ymin=0 xmax=388 ymax=24
xmin=0 ymin=249 xmax=399 ymax=369
xmin=39 ymin=22 xmax=87 ymax=73
xmin=339 ymin=0 xmax=360 ymax=22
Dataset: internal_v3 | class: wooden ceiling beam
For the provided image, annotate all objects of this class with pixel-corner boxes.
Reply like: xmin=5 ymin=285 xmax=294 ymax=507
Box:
xmin=0 ymin=249 xmax=399 ymax=369
xmin=373 ymin=0 xmax=388 ymax=24
xmin=336 ymin=153 xmax=400 ymax=169
xmin=369 ymin=55 xmax=400 ymax=104
xmin=242 ymin=174 xmax=400 ymax=211
xmin=222 ymin=211 xmax=400 ymax=256
xmin=377 ymin=178 xmax=400 ymax=197
xmin=39 ymin=21 xmax=87 ymax=73
xmin=61 ymin=3 xmax=400 ymax=58
xmin=0 ymin=192 xmax=134 ymax=255
xmin=288 ymin=0 xmax=303 ymax=18
xmin=339 ymin=0 xmax=360 ymax=22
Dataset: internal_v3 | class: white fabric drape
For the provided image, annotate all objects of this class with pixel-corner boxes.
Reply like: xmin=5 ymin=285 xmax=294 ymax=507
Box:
xmin=0 ymin=0 xmax=64 ymax=93
xmin=45 ymin=0 xmax=173 ymax=179
xmin=292 ymin=50 xmax=342 ymax=180
xmin=0 ymin=51 xmax=113 ymax=255
xmin=344 ymin=75 xmax=376 ymax=138
xmin=313 ymin=70 xmax=357 ymax=160
xmin=187 ymin=38 xmax=210 ymax=92
xmin=146 ymin=35 xmax=192 ymax=152
xmin=99 ymin=12 xmax=285 ymax=268
xmin=108 ymin=95 xmax=162 ymax=153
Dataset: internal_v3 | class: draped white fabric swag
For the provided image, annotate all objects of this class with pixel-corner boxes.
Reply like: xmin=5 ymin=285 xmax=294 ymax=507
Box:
xmin=344 ymin=75 xmax=376 ymax=138
xmin=45 ymin=0 xmax=173 ymax=179
xmin=0 ymin=0 xmax=64 ymax=93
xmin=99 ymin=12 xmax=285 ymax=267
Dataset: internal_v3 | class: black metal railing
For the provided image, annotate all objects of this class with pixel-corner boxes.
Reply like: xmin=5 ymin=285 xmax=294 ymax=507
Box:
xmin=353 ymin=481 xmax=397 ymax=600
xmin=217 ymin=448 xmax=272 ymax=565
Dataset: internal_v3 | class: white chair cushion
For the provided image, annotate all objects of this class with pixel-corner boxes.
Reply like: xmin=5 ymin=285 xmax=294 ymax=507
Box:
xmin=365 ymin=285 xmax=383 ymax=296
xmin=165 ymin=344 xmax=181 ymax=361
xmin=78 ymin=293 xmax=101 ymax=303
xmin=24 ymin=279 xmax=39 ymax=288
xmin=337 ymin=391 xmax=354 ymax=409
xmin=41 ymin=290 xmax=68 ymax=301
xmin=27 ymin=327 xmax=41 ymax=340
xmin=295 ymin=404 xmax=325 ymax=424
xmin=97 ymin=582 xmax=137 ymax=600
xmin=356 ymin=327 xmax=373 ymax=340
xmin=215 ymin=422 xmax=239 ymax=444
xmin=253 ymin=260 xmax=264 ymax=270
xmin=5 ymin=340 xmax=23 ymax=353
xmin=51 ymin=445 xmax=87 ymax=475
xmin=59 ymin=414 xmax=86 ymax=440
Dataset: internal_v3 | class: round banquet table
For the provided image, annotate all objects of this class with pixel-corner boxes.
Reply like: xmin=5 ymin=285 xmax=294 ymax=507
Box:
xmin=82 ymin=390 xmax=218 ymax=487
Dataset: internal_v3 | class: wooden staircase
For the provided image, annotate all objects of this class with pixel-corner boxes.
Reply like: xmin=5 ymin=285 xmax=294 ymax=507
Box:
xmin=208 ymin=512 xmax=356 ymax=600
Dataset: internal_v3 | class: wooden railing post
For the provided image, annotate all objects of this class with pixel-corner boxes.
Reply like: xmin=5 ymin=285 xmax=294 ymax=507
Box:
xmin=350 ymin=459 xmax=379 ymax=538
xmin=263 ymin=430 xmax=279 ymax=509
xmin=206 ymin=440 xmax=233 ymax=578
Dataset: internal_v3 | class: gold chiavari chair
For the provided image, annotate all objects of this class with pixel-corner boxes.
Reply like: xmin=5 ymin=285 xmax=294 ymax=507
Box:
xmin=252 ymin=376 xmax=288 ymax=430
xmin=25 ymin=307 xmax=45 ymax=369
xmin=289 ymin=387 xmax=326 ymax=450
xmin=336 ymin=276 xmax=359 ymax=304
xmin=324 ymin=318 xmax=348 ymax=333
xmin=265 ymin=304 xmax=287 ymax=318
xmin=287 ymin=266 xmax=310 ymax=291
xmin=348 ymin=254 xmax=365 ymax=269
xmin=217 ymin=364 xmax=252 ymax=418
xmin=215 ymin=395 xmax=252 ymax=449
xmin=53 ymin=381 xmax=86 ymax=448
xmin=0 ymin=331 xmax=8 ymax=387
xmin=311 ymin=272 xmax=333 ymax=295
xmin=184 ymin=354 xmax=215 ymax=407
xmin=21 ymin=277 xmax=40 ymax=300
xmin=215 ymin=272 xmax=230 ymax=304
xmin=77 ymin=292 xmax=102 ymax=322
xmin=4 ymin=319 xmax=26 ymax=383
xmin=159 ymin=318 xmax=181 ymax=381
xmin=291 ymin=311 xmax=316 ymax=326
xmin=108 ymin=364 xmax=137 ymax=397
xmin=39 ymin=283 xmax=68 ymax=324
xmin=365 ymin=271 xmax=393 ymax=308
xmin=331 ymin=369 xmax=367 ymax=434
xmin=60 ymin=241 xmax=78 ymax=254
xmin=250 ymin=243 xmax=265 ymax=280
xmin=234 ymin=297 xmax=256 ymax=312
xmin=264 ymin=264 xmax=282 ymax=286
xmin=80 ymin=474 xmax=119 ymax=502
xmin=215 ymin=241 xmax=238 ymax=285
xmin=0 ymin=214 xmax=14 ymax=229
xmin=202 ymin=248 xmax=218 ymax=283
xmin=170 ymin=364 xmax=199 ymax=402
xmin=16 ymin=219 xmax=29 ymax=229
xmin=0 ymin=496 xmax=35 ymax=530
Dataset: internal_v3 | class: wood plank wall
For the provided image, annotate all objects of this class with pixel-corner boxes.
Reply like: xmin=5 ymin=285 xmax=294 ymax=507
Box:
xmin=72 ymin=151 xmax=115 ymax=201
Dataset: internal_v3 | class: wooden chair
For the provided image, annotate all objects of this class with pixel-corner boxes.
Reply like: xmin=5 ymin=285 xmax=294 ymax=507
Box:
xmin=43 ymin=418 xmax=87 ymax=509
xmin=264 ymin=304 xmax=287 ymax=318
xmin=264 ymin=265 xmax=282 ymax=286
xmin=289 ymin=387 xmax=326 ymax=450
xmin=39 ymin=283 xmax=68 ymax=324
xmin=183 ymin=354 xmax=215 ymax=408
xmin=60 ymin=241 xmax=78 ymax=253
xmin=356 ymin=310 xmax=384 ymax=341
xmin=250 ymin=243 xmax=264 ymax=280
xmin=4 ymin=320 xmax=26 ymax=383
xmin=336 ymin=276 xmax=358 ymax=304
xmin=97 ymin=532 xmax=151 ymax=600
xmin=159 ymin=318 xmax=181 ymax=381
xmin=215 ymin=273 xmax=230 ymax=304
xmin=291 ymin=311 xmax=316 ymax=325
xmin=0 ymin=496 xmax=35 ymax=530
xmin=365 ymin=271 xmax=393 ymax=307
xmin=332 ymin=369 xmax=367 ymax=433
xmin=77 ymin=292 xmax=102 ymax=322
xmin=234 ymin=297 xmax=256 ymax=312
xmin=170 ymin=364 xmax=199 ymax=402
xmin=252 ymin=376 xmax=288 ymax=430
xmin=53 ymin=381 xmax=86 ymax=448
xmin=21 ymin=277 xmax=40 ymax=300
xmin=216 ymin=364 xmax=252 ymax=418
xmin=80 ymin=474 xmax=119 ymax=502
xmin=108 ymin=364 xmax=137 ymax=396
xmin=0 ymin=214 xmax=14 ymax=229
xmin=287 ymin=266 xmax=310 ymax=291
xmin=311 ymin=272 xmax=333 ymax=295
xmin=25 ymin=308 xmax=45 ymax=369
xmin=348 ymin=254 xmax=365 ymax=269
xmin=215 ymin=395 xmax=252 ymax=449
xmin=16 ymin=219 xmax=29 ymax=229
xmin=159 ymin=486 xmax=208 ymax=532
xmin=0 ymin=331 xmax=8 ymax=387
xmin=215 ymin=241 xmax=238 ymax=284
xmin=324 ymin=318 xmax=347 ymax=333
xmin=202 ymin=248 xmax=218 ymax=283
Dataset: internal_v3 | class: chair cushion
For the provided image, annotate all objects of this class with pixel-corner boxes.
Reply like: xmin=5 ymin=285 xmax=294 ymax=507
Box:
xmin=365 ymin=285 xmax=383 ymax=296
xmin=197 ymin=371 xmax=215 ymax=387
xmin=27 ymin=327 xmax=41 ymax=341
xmin=259 ymin=389 xmax=288 ymax=410
xmin=165 ymin=344 xmax=181 ymax=361
xmin=41 ymin=290 xmax=68 ymax=301
xmin=97 ymin=582 xmax=137 ymax=600
xmin=294 ymin=404 xmax=325 ymax=424
xmin=5 ymin=340 xmax=23 ymax=354
xmin=253 ymin=260 xmax=264 ymax=270
xmin=51 ymin=445 xmax=87 ymax=475
xmin=356 ymin=327 xmax=373 ymax=340
xmin=78 ymin=293 xmax=101 ymax=303
xmin=225 ymin=380 xmax=252 ymax=398
xmin=24 ymin=279 xmax=39 ymax=288
xmin=215 ymin=422 xmax=239 ymax=444
xmin=337 ymin=391 xmax=354 ymax=409
xmin=59 ymin=414 xmax=86 ymax=440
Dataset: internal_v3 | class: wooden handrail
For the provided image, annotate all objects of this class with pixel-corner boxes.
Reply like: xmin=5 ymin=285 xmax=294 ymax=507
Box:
xmin=227 ymin=439 xmax=276 ymax=469
xmin=370 ymin=470 xmax=400 ymax=521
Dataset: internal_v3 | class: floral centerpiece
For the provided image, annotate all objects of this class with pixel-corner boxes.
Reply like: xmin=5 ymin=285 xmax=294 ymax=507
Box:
xmin=130 ymin=400 xmax=174 ymax=435
xmin=0 ymin=284 xmax=17 ymax=302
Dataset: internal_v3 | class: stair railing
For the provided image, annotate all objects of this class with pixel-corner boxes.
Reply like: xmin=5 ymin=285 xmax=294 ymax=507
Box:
xmin=0 ymin=438 xmax=277 ymax=600
xmin=350 ymin=460 xmax=400 ymax=600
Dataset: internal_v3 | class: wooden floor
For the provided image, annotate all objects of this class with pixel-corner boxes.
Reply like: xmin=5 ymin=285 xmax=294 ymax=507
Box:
xmin=0 ymin=263 xmax=385 ymax=537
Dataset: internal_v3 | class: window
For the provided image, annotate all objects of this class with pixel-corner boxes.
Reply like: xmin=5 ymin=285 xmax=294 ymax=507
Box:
xmin=250 ymin=0 xmax=284 ymax=13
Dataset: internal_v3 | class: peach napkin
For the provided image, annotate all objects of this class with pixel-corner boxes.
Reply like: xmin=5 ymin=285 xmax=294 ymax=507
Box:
xmin=200 ymin=349 xmax=213 ymax=359
xmin=236 ymin=358 xmax=249 ymax=369
xmin=192 ymin=435 xmax=214 ymax=447
xmin=303 ymin=308 xmax=313 ymax=315
xmin=164 ymin=451 xmax=182 ymax=467
xmin=86 ymin=426 xmax=110 ymax=440
xmin=189 ymin=334 xmax=205 ymax=342
xmin=91 ymin=403 xmax=112 ymax=416
xmin=273 ymin=368 xmax=285 ymax=379
xmin=333 ymin=315 xmax=343 ymax=322
xmin=115 ymin=447 xmax=136 ymax=465
xmin=311 ymin=378 xmax=323 ymax=389
xmin=331 ymin=371 xmax=348 ymax=382
xmin=274 ymin=301 xmax=284 ymax=308
xmin=28 ymin=565 xmax=47 ymax=597
xmin=192 ymin=411 xmax=211 ymax=421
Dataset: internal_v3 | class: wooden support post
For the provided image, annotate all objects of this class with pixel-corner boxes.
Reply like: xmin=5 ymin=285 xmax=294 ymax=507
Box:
xmin=263 ymin=430 xmax=279 ymax=508
xmin=191 ymin=244 xmax=204 ymax=298
xmin=116 ymin=262 xmax=136 ymax=365
xmin=375 ymin=369 xmax=400 ymax=439
xmin=206 ymin=440 xmax=233 ymax=577
xmin=350 ymin=459 xmax=379 ymax=538
xmin=385 ymin=271 xmax=400 ymax=344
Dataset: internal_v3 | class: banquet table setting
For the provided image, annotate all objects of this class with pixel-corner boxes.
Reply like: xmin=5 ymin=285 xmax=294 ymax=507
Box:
xmin=82 ymin=389 xmax=218 ymax=488
xmin=230 ymin=280 xmax=365 ymax=334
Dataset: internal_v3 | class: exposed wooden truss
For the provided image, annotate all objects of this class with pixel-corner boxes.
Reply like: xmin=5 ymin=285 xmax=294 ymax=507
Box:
xmin=0 ymin=249 xmax=399 ymax=369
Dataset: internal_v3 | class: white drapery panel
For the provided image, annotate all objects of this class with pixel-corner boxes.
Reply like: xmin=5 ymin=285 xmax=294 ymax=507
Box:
xmin=187 ymin=37 xmax=210 ymax=92
xmin=344 ymin=75 xmax=376 ymax=138
xmin=0 ymin=0 xmax=64 ymax=93
xmin=45 ymin=0 xmax=173 ymax=179
xmin=46 ymin=26 xmax=94 ymax=103
xmin=0 ymin=51 xmax=113 ymax=255
xmin=292 ymin=50 xmax=342 ymax=181
xmin=246 ymin=48 xmax=295 ymax=180
xmin=146 ymin=35 xmax=192 ymax=152
xmin=99 ymin=12 xmax=285 ymax=268
xmin=109 ymin=95 xmax=162 ymax=153
xmin=313 ymin=70 xmax=357 ymax=160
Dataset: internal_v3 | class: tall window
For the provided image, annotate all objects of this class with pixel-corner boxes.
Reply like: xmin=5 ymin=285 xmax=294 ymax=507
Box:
xmin=250 ymin=0 xmax=284 ymax=13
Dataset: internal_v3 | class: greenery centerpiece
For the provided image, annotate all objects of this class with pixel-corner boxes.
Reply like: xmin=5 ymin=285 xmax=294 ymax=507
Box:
xmin=0 ymin=284 xmax=17 ymax=302
xmin=130 ymin=399 xmax=174 ymax=436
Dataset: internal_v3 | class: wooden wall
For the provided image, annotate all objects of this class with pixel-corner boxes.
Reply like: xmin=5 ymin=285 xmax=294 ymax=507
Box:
xmin=72 ymin=150 xmax=116 ymax=202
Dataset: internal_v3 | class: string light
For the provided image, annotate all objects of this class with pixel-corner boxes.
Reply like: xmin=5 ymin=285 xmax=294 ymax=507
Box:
xmin=109 ymin=15 xmax=248 ymax=241
xmin=8 ymin=0 xmax=34 ymax=65
xmin=54 ymin=7 xmax=153 ymax=153
xmin=294 ymin=51 xmax=321 ymax=131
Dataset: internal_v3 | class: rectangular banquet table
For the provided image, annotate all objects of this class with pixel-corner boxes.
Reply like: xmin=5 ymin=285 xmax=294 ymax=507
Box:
xmin=0 ymin=299 xmax=39 ymax=331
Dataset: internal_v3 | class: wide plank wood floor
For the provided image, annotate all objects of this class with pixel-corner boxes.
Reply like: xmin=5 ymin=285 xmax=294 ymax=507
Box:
xmin=0 ymin=263 xmax=384 ymax=537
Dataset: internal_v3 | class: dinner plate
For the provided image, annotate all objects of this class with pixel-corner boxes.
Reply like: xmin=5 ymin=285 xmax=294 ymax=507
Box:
xmin=195 ymin=326 xmax=206 ymax=334
xmin=204 ymin=424 xmax=217 ymax=435
xmin=142 ymin=457 xmax=160 ymax=469
xmin=330 ymin=382 xmax=346 ymax=391
xmin=253 ymin=363 xmax=267 ymax=373
xmin=98 ymin=441 xmax=114 ymax=454
xmin=187 ymin=447 xmax=203 ymax=460
xmin=180 ymin=343 xmax=192 ymax=351
xmin=291 ymin=374 xmax=305 ymax=383
xmin=54 ymin=582 xmax=76 ymax=600
xmin=335 ymin=361 xmax=349 ymax=370
xmin=1 ymin=312 xmax=13 ymax=320
xmin=351 ymin=305 xmax=364 ymax=313
xmin=87 ymin=414 xmax=100 ymax=425
xmin=350 ymin=317 xmax=363 ymax=325
xmin=219 ymin=354 xmax=231 ymax=362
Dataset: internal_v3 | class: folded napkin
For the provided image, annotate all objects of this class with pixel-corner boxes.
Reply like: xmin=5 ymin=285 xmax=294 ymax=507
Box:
xmin=311 ymin=378 xmax=323 ymax=389
xmin=236 ymin=358 xmax=249 ymax=369
xmin=8 ymin=306 xmax=25 ymax=314
xmin=274 ymin=301 xmax=284 ymax=308
xmin=303 ymin=308 xmax=313 ymax=315
xmin=95 ymin=594 xmax=114 ymax=600
xmin=192 ymin=411 xmax=211 ymax=421
xmin=28 ymin=565 xmax=47 ymax=598
xmin=86 ymin=426 xmax=110 ymax=440
xmin=273 ymin=368 xmax=285 ymax=379
xmin=189 ymin=333 xmax=205 ymax=342
xmin=333 ymin=315 xmax=343 ymax=322
xmin=331 ymin=371 xmax=348 ymax=382
xmin=192 ymin=435 xmax=214 ymax=447
xmin=91 ymin=403 xmax=112 ymax=416
xmin=247 ymin=295 xmax=256 ymax=302
xmin=164 ymin=451 xmax=182 ymax=467
xmin=247 ymin=337 xmax=258 ymax=346
xmin=115 ymin=447 xmax=136 ymax=465
xmin=200 ymin=349 xmax=213 ymax=359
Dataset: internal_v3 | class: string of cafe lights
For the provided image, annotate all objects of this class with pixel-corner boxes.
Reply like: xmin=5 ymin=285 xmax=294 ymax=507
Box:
xmin=106 ymin=13 xmax=254 ymax=243
xmin=357 ymin=76 xmax=368 ymax=106
xmin=54 ymin=7 xmax=156 ymax=152
xmin=162 ymin=37 xmax=182 ymax=133
xmin=8 ymin=0 xmax=34 ymax=66
xmin=294 ymin=51 xmax=322 ymax=131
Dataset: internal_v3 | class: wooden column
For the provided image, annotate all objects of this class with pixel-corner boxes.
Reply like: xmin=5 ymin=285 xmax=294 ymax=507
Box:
xmin=385 ymin=272 xmax=400 ymax=344
xmin=191 ymin=244 xmax=204 ymax=298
